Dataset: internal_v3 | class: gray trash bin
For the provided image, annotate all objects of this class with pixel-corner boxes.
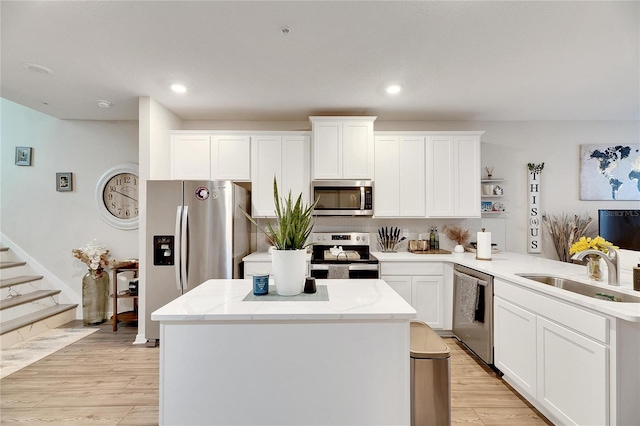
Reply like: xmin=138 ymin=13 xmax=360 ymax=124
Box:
xmin=410 ymin=320 xmax=451 ymax=426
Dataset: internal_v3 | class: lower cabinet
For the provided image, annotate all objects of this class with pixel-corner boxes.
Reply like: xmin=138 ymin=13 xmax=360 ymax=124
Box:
xmin=381 ymin=262 xmax=450 ymax=330
xmin=494 ymin=279 xmax=609 ymax=425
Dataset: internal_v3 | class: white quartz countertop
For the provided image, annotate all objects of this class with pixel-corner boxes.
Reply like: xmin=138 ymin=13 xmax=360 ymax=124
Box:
xmin=243 ymin=251 xmax=311 ymax=262
xmin=373 ymin=250 xmax=640 ymax=322
xmin=151 ymin=279 xmax=417 ymax=322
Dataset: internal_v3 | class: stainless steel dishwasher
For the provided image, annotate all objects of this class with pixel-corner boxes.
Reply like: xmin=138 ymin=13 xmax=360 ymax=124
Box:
xmin=452 ymin=264 xmax=494 ymax=365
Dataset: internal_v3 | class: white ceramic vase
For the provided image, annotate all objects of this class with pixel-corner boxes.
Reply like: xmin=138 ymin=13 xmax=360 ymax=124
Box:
xmin=271 ymin=249 xmax=307 ymax=296
xmin=454 ymin=244 xmax=465 ymax=253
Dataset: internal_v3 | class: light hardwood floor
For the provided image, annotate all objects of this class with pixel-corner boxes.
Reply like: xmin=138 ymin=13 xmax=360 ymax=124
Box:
xmin=1 ymin=322 xmax=552 ymax=425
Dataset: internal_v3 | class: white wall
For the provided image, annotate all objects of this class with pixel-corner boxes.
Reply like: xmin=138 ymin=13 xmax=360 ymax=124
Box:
xmin=1 ymin=98 xmax=139 ymax=310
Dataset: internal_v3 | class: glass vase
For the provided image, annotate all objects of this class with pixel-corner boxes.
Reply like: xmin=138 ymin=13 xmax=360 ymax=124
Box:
xmin=586 ymin=255 xmax=603 ymax=281
xmin=82 ymin=269 xmax=109 ymax=325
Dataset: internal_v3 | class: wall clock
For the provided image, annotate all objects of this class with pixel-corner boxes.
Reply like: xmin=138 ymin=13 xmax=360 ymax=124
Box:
xmin=94 ymin=163 xmax=139 ymax=230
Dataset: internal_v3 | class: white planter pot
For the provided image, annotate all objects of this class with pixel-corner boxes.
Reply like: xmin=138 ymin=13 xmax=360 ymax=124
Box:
xmin=454 ymin=244 xmax=465 ymax=253
xmin=271 ymin=249 xmax=307 ymax=296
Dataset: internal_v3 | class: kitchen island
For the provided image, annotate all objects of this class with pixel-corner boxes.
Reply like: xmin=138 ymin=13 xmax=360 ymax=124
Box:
xmin=151 ymin=279 xmax=416 ymax=426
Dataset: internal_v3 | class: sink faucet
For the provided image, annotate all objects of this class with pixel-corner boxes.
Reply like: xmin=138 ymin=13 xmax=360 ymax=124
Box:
xmin=571 ymin=249 xmax=620 ymax=286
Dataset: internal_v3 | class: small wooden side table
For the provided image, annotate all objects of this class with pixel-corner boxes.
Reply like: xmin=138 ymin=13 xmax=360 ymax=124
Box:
xmin=111 ymin=266 xmax=138 ymax=332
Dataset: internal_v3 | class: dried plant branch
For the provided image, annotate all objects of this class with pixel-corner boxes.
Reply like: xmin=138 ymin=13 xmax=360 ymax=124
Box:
xmin=443 ymin=225 xmax=471 ymax=246
xmin=542 ymin=212 xmax=593 ymax=262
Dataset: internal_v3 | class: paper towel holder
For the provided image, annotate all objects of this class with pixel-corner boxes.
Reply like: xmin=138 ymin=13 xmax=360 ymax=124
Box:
xmin=476 ymin=228 xmax=492 ymax=261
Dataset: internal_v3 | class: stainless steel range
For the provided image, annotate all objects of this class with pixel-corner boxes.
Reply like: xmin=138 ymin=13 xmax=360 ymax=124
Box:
xmin=310 ymin=232 xmax=379 ymax=279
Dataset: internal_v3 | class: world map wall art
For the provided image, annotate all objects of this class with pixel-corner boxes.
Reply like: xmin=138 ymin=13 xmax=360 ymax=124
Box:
xmin=580 ymin=144 xmax=640 ymax=201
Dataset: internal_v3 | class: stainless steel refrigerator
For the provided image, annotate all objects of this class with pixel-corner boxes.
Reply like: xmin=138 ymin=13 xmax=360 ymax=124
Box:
xmin=145 ymin=180 xmax=253 ymax=341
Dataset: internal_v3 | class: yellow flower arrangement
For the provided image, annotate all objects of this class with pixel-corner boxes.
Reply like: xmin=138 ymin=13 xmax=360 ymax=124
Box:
xmin=569 ymin=236 xmax=618 ymax=255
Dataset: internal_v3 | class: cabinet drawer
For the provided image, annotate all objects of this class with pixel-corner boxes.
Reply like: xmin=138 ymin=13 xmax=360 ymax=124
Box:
xmin=381 ymin=262 xmax=443 ymax=276
xmin=495 ymin=279 xmax=608 ymax=344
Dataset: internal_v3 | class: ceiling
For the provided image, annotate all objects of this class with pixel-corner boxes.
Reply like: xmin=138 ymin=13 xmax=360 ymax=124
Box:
xmin=1 ymin=1 xmax=638 ymax=122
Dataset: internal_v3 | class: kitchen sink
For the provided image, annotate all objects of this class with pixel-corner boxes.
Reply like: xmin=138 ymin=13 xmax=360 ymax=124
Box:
xmin=516 ymin=274 xmax=640 ymax=303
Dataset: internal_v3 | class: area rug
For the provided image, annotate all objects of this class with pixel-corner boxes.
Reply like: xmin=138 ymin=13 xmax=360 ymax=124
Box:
xmin=0 ymin=327 xmax=99 ymax=379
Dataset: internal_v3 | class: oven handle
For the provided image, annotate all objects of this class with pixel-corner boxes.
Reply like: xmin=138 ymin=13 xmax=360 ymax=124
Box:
xmin=454 ymin=271 xmax=489 ymax=287
xmin=310 ymin=264 xmax=379 ymax=271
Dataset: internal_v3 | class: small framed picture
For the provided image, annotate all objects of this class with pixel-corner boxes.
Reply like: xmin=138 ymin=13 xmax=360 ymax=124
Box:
xmin=15 ymin=147 xmax=32 ymax=166
xmin=56 ymin=172 xmax=73 ymax=192
xmin=481 ymin=201 xmax=492 ymax=212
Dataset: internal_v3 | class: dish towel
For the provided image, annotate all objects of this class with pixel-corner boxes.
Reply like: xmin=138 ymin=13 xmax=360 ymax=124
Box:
xmin=327 ymin=265 xmax=350 ymax=279
xmin=458 ymin=273 xmax=480 ymax=323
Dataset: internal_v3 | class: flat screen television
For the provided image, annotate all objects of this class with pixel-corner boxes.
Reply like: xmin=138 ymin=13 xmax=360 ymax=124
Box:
xmin=598 ymin=210 xmax=640 ymax=251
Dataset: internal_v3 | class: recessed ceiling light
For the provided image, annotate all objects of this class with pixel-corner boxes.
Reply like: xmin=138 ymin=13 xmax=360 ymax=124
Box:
xmin=97 ymin=100 xmax=112 ymax=108
xmin=23 ymin=62 xmax=53 ymax=74
xmin=281 ymin=26 xmax=291 ymax=35
xmin=386 ymin=84 xmax=403 ymax=95
xmin=171 ymin=83 xmax=187 ymax=93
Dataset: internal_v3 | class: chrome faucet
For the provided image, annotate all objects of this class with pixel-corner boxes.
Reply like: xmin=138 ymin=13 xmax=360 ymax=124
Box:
xmin=571 ymin=249 xmax=620 ymax=286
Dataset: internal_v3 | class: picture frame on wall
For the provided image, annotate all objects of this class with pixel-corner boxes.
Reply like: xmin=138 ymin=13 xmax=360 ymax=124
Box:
xmin=56 ymin=172 xmax=73 ymax=192
xmin=15 ymin=146 xmax=32 ymax=166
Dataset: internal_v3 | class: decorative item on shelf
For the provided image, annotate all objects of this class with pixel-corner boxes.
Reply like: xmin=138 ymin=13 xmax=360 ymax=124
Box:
xmin=72 ymin=240 xmax=111 ymax=325
xmin=242 ymin=177 xmax=318 ymax=296
xmin=492 ymin=202 xmax=505 ymax=212
xmin=443 ymin=225 xmax=470 ymax=253
xmin=481 ymin=201 xmax=492 ymax=212
xmin=542 ymin=212 xmax=593 ymax=262
xmin=569 ymin=236 xmax=618 ymax=281
xmin=484 ymin=166 xmax=495 ymax=179
xmin=377 ymin=226 xmax=405 ymax=252
xmin=493 ymin=185 xmax=503 ymax=195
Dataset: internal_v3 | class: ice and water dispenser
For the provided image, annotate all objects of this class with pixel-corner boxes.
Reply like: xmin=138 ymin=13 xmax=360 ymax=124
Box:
xmin=153 ymin=235 xmax=174 ymax=266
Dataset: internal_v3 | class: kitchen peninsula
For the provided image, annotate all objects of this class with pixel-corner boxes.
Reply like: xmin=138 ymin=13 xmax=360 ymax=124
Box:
xmin=151 ymin=279 xmax=416 ymax=426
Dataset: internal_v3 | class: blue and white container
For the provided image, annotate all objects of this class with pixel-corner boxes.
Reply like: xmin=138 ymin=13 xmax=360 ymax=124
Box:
xmin=252 ymin=273 xmax=269 ymax=296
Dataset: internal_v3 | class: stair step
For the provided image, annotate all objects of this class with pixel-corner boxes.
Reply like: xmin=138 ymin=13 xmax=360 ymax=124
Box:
xmin=0 ymin=247 xmax=8 ymax=252
xmin=0 ymin=290 xmax=61 ymax=310
xmin=0 ymin=261 xmax=26 ymax=270
xmin=0 ymin=275 xmax=44 ymax=289
xmin=0 ymin=304 xmax=78 ymax=335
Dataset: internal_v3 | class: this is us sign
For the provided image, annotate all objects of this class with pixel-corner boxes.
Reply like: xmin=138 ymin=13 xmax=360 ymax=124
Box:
xmin=527 ymin=163 xmax=544 ymax=253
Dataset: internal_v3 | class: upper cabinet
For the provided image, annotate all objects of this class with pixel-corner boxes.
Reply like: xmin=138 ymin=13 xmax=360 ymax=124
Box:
xmin=251 ymin=134 xmax=311 ymax=218
xmin=426 ymin=134 xmax=481 ymax=217
xmin=170 ymin=132 xmax=251 ymax=181
xmin=374 ymin=134 xmax=426 ymax=217
xmin=310 ymin=116 xmax=376 ymax=179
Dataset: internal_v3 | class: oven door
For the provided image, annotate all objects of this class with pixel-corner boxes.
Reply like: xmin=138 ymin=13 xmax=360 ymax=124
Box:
xmin=310 ymin=263 xmax=380 ymax=279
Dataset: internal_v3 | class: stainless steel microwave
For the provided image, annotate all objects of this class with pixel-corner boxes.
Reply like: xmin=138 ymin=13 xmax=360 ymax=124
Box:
xmin=312 ymin=180 xmax=373 ymax=216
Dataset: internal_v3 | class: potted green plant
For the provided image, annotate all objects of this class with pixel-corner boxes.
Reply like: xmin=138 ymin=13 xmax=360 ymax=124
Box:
xmin=244 ymin=177 xmax=318 ymax=295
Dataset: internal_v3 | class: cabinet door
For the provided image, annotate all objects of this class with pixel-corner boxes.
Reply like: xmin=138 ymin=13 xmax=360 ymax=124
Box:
xmin=399 ymin=136 xmax=426 ymax=217
xmin=211 ymin=135 xmax=251 ymax=181
xmin=536 ymin=317 xmax=608 ymax=426
xmin=426 ymin=136 xmax=455 ymax=217
xmin=374 ymin=136 xmax=400 ymax=217
xmin=251 ymin=135 xmax=283 ymax=217
xmin=381 ymin=275 xmax=412 ymax=304
xmin=312 ymin=121 xmax=342 ymax=179
xmin=170 ymin=134 xmax=211 ymax=180
xmin=342 ymin=121 xmax=374 ymax=179
xmin=455 ymin=136 xmax=480 ymax=217
xmin=282 ymin=135 xmax=311 ymax=206
xmin=412 ymin=276 xmax=444 ymax=329
xmin=494 ymin=297 xmax=537 ymax=399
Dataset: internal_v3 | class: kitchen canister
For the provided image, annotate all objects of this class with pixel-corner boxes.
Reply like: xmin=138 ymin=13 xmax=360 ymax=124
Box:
xmin=253 ymin=273 xmax=269 ymax=295
xmin=476 ymin=228 xmax=492 ymax=261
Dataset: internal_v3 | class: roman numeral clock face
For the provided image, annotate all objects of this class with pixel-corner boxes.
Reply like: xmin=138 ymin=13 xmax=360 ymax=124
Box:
xmin=95 ymin=164 xmax=140 ymax=230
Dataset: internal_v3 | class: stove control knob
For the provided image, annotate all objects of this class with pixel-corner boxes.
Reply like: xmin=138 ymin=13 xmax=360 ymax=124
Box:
xmin=356 ymin=236 xmax=360 ymax=241
xmin=362 ymin=236 xmax=367 ymax=242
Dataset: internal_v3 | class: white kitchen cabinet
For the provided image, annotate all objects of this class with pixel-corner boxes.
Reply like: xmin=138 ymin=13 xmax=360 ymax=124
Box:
xmin=494 ymin=278 xmax=610 ymax=425
xmin=310 ymin=116 xmax=376 ymax=179
xmin=536 ymin=316 xmax=608 ymax=426
xmin=374 ymin=135 xmax=425 ymax=217
xmin=170 ymin=134 xmax=211 ymax=180
xmin=381 ymin=261 xmax=449 ymax=330
xmin=251 ymin=134 xmax=310 ymax=217
xmin=170 ymin=132 xmax=251 ymax=181
xmin=494 ymin=297 xmax=537 ymax=399
xmin=426 ymin=135 xmax=481 ymax=217
xmin=210 ymin=135 xmax=251 ymax=181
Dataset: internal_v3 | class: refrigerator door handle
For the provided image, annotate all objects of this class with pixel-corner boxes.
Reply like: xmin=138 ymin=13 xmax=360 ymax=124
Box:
xmin=181 ymin=205 xmax=189 ymax=291
xmin=174 ymin=206 xmax=183 ymax=291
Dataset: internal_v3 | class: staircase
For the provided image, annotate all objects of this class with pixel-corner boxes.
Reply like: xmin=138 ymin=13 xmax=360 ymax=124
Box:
xmin=0 ymin=247 xmax=78 ymax=349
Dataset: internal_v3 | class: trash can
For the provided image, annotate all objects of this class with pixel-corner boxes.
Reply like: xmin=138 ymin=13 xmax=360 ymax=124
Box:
xmin=410 ymin=320 xmax=451 ymax=426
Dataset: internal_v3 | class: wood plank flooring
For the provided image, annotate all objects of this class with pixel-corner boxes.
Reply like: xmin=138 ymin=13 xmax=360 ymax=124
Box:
xmin=0 ymin=322 xmax=552 ymax=425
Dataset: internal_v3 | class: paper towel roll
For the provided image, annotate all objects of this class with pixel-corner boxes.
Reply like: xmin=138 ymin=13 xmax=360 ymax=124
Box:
xmin=476 ymin=228 xmax=492 ymax=260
